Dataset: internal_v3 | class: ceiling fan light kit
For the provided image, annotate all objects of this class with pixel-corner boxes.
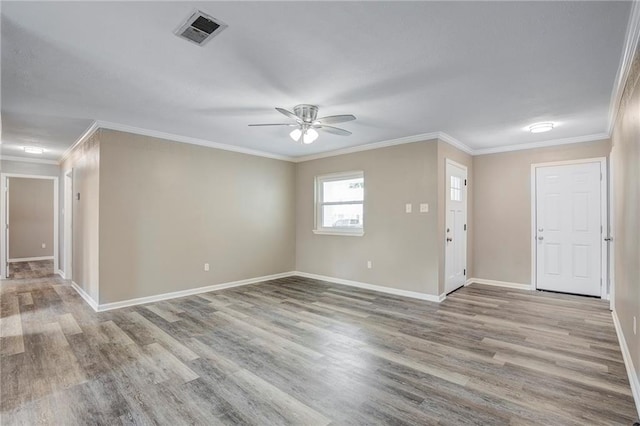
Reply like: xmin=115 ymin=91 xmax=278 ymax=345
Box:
xmin=249 ymin=104 xmax=356 ymax=144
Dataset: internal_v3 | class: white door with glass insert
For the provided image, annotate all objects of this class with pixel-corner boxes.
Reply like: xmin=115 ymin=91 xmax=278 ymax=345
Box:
xmin=445 ymin=160 xmax=467 ymax=294
xmin=535 ymin=162 xmax=602 ymax=296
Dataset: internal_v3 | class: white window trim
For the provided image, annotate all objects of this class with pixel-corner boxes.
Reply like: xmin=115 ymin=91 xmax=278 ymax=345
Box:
xmin=314 ymin=170 xmax=364 ymax=237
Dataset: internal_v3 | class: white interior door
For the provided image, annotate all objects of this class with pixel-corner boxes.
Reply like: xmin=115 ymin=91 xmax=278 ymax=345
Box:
xmin=535 ymin=162 xmax=602 ymax=296
xmin=445 ymin=160 xmax=467 ymax=294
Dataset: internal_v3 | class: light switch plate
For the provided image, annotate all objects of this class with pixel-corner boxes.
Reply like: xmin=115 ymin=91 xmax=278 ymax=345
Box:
xmin=420 ymin=203 xmax=429 ymax=213
xmin=405 ymin=203 xmax=412 ymax=213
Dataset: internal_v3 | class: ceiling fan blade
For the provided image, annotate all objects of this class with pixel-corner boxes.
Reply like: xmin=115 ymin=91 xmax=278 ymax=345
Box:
xmin=314 ymin=114 xmax=356 ymax=125
xmin=316 ymin=125 xmax=352 ymax=136
xmin=248 ymin=123 xmax=296 ymax=127
xmin=275 ymin=107 xmax=301 ymax=123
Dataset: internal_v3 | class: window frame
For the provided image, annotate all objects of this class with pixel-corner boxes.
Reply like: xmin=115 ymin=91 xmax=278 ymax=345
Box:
xmin=313 ymin=170 xmax=365 ymax=236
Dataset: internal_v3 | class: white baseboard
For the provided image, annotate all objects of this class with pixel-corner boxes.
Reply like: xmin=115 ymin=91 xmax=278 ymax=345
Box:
xmin=612 ymin=310 xmax=640 ymax=418
xmin=465 ymin=277 xmax=532 ymax=291
xmin=294 ymin=271 xmax=442 ymax=303
xmin=71 ymin=281 xmax=99 ymax=312
xmin=56 ymin=270 xmax=65 ymax=279
xmin=96 ymin=271 xmax=297 ymax=312
xmin=70 ymin=270 xmax=444 ymax=313
xmin=8 ymin=256 xmax=54 ymax=263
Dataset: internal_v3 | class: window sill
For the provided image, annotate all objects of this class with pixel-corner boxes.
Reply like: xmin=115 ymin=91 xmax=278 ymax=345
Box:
xmin=313 ymin=230 xmax=364 ymax=237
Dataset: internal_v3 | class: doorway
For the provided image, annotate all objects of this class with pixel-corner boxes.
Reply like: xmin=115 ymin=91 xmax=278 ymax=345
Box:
xmin=0 ymin=173 xmax=59 ymax=280
xmin=63 ymin=169 xmax=73 ymax=281
xmin=532 ymin=159 xmax=607 ymax=297
xmin=445 ymin=159 xmax=468 ymax=294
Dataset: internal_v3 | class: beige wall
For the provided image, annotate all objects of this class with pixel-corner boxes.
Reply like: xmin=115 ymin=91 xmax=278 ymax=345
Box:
xmin=472 ymin=139 xmax=611 ymax=285
xmin=295 ymin=140 xmax=441 ymax=296
xmin=97 ymin=130 xmax=295 ymax=304
xmin=610 ymin=47 xmax=640 ymax=389
xmin=1 ymin=160 xmax=60 ymax=177
xmin=61 ymin=132 xmax=101 ymax=301
xmin=437 ymin=141 xmax=474 ymax=294
xmin=8 ymin=178 xmax=54 ymax=259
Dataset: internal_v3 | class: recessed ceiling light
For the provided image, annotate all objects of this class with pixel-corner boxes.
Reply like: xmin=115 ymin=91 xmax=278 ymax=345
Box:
xmin=528 ymin=122 xmax=554 ymax=133
xmin=23 ymin=146 xmax=45 ymax=154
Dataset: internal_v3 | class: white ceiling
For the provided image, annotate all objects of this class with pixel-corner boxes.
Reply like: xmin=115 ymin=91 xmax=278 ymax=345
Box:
xmin=1 ymin=1 xmax=632 ymax=162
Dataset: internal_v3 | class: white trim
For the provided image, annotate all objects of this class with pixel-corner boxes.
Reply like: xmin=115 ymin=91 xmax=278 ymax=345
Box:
xmin=71 ymin=281 xmax=99 ymax=312
xmin=8 ymin=256 xmax=54 ymax=263
xmin=59 ymin=121 xmax=100 ymax=164
xmin=473 ymin=133 xmax=610 ymax=156
xmin=97 ymin=120 xmax=294 ymax=162
xmin=1 ymin=173 xmax=59 ymax=280
xmin=465 ymin=278 xmax=533 ymax=291
xmin=608 ymin=156 xmax=616 ymax=311
xmin=530 ymin=158 xmax=608 ymax=298
xmin=438 ymin=133 xmax=474 ymax=155
xmin=295 ymin=131 xmax=453 ymax=163
xmin=612 ymin=310 xmax=640 ymax=418
xmin=63 ymin=169 xmax=73 ymax=282
xmin=312 ymin=230 xmax=364 ymax=237
xmin=58 ymin=121 xmax=611 ymax=166
xmin=56 ymin=269 xmax=65 ymax=279
xmin=444 ymin=158 xmax=468 ymax=294
xmin=314 ymin=170 xmax=365 ymax=236
xmin=608 ymin=0 xmax=640 ymax=136
xmin=96 ymin=271 xmax=296 ymax=312
xmin=0 ymin=155 xmax=59 ymax=165
xmin=294 ymin=271 xmax=443 ymax=303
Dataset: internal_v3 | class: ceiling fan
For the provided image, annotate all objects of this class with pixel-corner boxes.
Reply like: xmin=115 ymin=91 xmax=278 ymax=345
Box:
xmin=249 ymin=104 xmax=356 ymax=144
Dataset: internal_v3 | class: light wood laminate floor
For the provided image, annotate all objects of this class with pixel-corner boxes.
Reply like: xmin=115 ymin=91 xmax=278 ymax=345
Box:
xmin=7 ymin=260 xmax=54 ymax=280
xmin=0 ymin=275 xmax=636 ymax=425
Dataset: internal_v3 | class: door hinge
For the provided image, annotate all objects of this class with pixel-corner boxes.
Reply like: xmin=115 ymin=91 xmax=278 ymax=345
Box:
xmin=463 ymin=268 xmax=466 ymax=276
xmin=464 ymin=224 xmax=467 ymax=231
xmin=464 ymin=179 xmax=467 ymax=186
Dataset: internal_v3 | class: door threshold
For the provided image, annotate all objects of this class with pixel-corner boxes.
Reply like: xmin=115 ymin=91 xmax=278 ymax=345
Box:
xmin=536 ymin=289 xmax=601 ymax=299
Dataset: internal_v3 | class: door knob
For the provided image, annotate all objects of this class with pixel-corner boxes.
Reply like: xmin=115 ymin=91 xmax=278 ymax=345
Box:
xmin=446 ymin=238 xmax=453 ymax=242
xmin=538 ymin=236 xmax=544 ymax=241
xmin=604 ymin=237 xmax=612 ymax=242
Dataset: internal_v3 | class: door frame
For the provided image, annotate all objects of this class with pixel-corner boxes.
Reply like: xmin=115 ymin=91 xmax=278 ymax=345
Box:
xmin=444 ymin=158 xmax=468 ymax=294
xmin=530 ymin=157 xmax=608 ymax=299
xmin=0 ymin=173 xmax=59 ymax=280
xmin=64 ymin=169 xmax=73 ymax=281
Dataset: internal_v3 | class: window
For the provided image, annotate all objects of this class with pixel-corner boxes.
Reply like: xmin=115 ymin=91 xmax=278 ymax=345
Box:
xmin=450 ymin=176 xmax=462 ymax=201
xmin=314 ymin=171 xmax=364 ymax=236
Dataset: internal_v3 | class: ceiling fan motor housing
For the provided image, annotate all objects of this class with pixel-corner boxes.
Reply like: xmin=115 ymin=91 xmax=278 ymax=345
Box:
xmin=293 ymin=104 xmax=319 ymax=123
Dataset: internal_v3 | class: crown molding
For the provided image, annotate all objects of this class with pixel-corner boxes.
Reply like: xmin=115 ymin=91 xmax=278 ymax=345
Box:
xmin=608 ymin=0 xmax=640 ymax=135
xmin=437 ymin=132 xmax=474 ymax=155
xmin=59 ymin=120 xmax=100 ymax=164
xmin=97 ymin=121 xmax=294 ymax=162
xmin=57 ymin=120 xmax=610 ymax=165
xmin=293 ymin=131 xmax=448 ymax=163
xmin=0 ymin=155 xmax=60 ymax=165
xmin=473 ymin=133 xmax=610 ymax=156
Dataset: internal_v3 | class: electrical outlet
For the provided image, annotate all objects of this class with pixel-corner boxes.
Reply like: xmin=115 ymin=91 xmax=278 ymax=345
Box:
xmin=634 ymin=316 xmax=637 ymax=335
xmin=204 ymin=263 xmax=210 ymax=272
xmin=420 ymin=203 xmax=429 ymax=213
xmin=405 ymin=203 xmax=412 ymax=213
xmin=367 ymin=260 xmax=372 ymax=269
xmin=41 ymin=243 xmax=46 ymax=249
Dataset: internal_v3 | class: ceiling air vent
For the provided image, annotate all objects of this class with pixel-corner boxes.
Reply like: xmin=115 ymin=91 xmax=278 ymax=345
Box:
xmin=175 ymin=10 xmax=227 ymax=46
